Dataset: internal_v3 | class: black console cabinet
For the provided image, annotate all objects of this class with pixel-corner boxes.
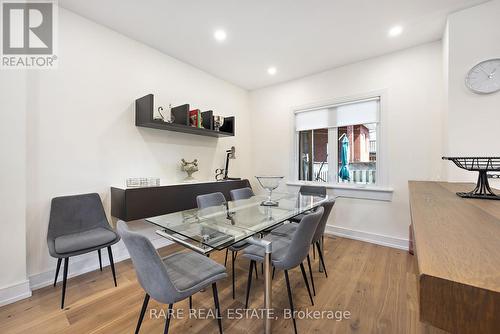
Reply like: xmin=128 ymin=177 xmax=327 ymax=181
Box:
xmin=111 ymin=179 xmax=250 ymax=221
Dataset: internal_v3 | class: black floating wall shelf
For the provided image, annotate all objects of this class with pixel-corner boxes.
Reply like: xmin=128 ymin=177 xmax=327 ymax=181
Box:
xmin=135 ymin=94 xmax=235 ymax=138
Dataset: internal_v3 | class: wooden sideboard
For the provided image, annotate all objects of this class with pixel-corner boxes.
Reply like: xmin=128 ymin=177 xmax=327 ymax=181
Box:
xmin=408 ymin=181 xmax=500 ymax=333
xmin=111 ymin=179 xmax=250 ymax=221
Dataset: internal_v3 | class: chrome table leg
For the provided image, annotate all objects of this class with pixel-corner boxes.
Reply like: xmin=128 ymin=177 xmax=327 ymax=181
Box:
xmin=248 ymin=237 xmax=273 ymax=334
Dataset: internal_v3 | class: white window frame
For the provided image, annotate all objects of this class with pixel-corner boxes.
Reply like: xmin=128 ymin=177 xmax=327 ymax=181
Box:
xmin=289 ymin=90 xmax=393 ymax=201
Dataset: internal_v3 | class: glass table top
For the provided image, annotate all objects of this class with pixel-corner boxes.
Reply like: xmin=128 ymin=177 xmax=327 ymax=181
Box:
xmin=146 ymin=192 xmax=327 ymax=252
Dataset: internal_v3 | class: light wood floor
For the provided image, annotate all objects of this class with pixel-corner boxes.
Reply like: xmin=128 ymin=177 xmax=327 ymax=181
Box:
xmin=0 ymin=236 xmax=446 ymax=334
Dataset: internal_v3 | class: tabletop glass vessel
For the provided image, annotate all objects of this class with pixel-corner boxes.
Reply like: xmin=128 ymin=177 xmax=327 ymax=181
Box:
xmin=255 ymin=176 xmax=285 ymax=206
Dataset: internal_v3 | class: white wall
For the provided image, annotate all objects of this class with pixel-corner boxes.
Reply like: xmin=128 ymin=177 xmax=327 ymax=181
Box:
xmin=23 ymin=9 xmax=252 ymax=281
xmin=3 ymin=1 xmax=499 ymax=306
xmin=249 ymin=42 xmax=445 ymax=247
xmin=444 ymin=0 xmax=500 ymax=181
xmin=0 ymin=71 xmax=31 ymax=305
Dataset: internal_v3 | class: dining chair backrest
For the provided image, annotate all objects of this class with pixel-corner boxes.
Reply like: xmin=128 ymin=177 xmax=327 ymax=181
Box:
xmin=196 ymin=192 xmax=226 ymax=209
xmin=117 ymin=221 xmax=178 ymax=304
xmin=229 ymin=187 xmax=254 ymax=201
xmin=312 ymin=199 xmax=335 ymax=243
xmin=299 ymin=185 xmax=327 ymax=197
xmin=48 ymin=193 xmax=111 ymax=244
xmin=278 ymin=206 xmax=324 ymax=270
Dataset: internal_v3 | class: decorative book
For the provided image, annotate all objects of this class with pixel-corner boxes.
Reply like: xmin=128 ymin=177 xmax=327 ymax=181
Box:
xmin=189 ymin=109 xmax=202 ymax=128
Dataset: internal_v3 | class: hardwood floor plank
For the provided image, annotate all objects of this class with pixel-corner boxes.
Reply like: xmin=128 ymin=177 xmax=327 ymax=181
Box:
xmin=0 ymin=236 xmax=443 ymax=334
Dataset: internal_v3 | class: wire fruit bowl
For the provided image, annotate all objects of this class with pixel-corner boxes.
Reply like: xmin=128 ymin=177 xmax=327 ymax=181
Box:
xmin=442 ymin=157 xmax=500 ymax=200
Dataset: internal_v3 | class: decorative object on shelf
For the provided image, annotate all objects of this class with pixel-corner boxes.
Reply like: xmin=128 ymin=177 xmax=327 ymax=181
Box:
xmin=155 ymin=105 xmax=175 ymax=123
xmin=181 ymin=158 xmax=199 ymax=180
xmin=255 ymin=176 xmax=284 ymax=206
xmin=153 ymin=106 xmax=163 ymax=122
xmin=465 ymin=58 xmax=500 ymax=94
xmin=215 ymin=146 xmax=237 ymax=181
xmin=442 ymin=157 xmax=500 ymax=200
xmin=189 ymin=109 xmax=202 ymax=128
xmin=213 ymin=115 xmax=224 ymax=131
xmin=126 ymin=177 xmax=160 ymax=188
xmin=135 ymin=95 xmax=234 ymax=137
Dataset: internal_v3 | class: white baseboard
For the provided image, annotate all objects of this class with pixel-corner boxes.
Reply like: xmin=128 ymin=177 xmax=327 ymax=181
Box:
xmin=29 ymin=236 xmax=172 ymax=291
xmin=325 ymin=224 xmax=409 ymax=251
xmin=0 ymin=280 xmax=32 ymax=307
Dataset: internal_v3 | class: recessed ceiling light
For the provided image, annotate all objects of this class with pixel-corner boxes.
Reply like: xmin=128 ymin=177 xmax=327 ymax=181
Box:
xmin=388 ymin=25 xmax=403 ymax=37
xmin=214 ymin=29 xmax=227 ymax=42
xmin=267 ymin=67 xmax=277 ymax=75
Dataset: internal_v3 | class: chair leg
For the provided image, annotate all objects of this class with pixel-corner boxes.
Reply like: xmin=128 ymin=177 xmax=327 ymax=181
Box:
xmin=316 ymin=242 xmax=328 ymax=278
xmin=61 ymin=257 xmax=69 ymax=309
xmin=312 ymin=243 xmax=316 ymax=259
xmin=284 ymin=270 xmax=297 ymax=334
xmin=319 ymin=235 xmax=325 ymax=273
xmin=245 ymin=260 xmax=254 ymax=308
xmin=189 ymin=296 xmax=193 ymax=310
xmin=261 ymin=262 xmax=264 ymax=275
xmin=212 ymin=283 xmax=224 ymax=334
xmin=98 ymin=249 xmax=103 ymax=271
xmin=231 ymin=251 xmax=236 ymax=299
xmin=272 ymin=266 xmax=276 ymax=280
xmin=164 ymin=304 xmax=173 ymax=334
xmin=53 ymin=258 xmax=62 ymax=287
xmin=135 ymin=293 xmax=150 ymax=334
xmin=306 ymin=254 xmax=316 ymax=296
xmin=107 ymin=246 xmax=118 ymax=287
xmin=300 ymin=263 xmax=314 ymax=306
xmin=224 ymin=249 xmax=229 ymax=266
xmin=254 ymin=261 xmax=259 ymax=280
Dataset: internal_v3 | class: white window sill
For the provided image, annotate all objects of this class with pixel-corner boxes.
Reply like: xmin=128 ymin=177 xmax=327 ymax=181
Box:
xmin=286 ymin=181 xmax=393 ymax=201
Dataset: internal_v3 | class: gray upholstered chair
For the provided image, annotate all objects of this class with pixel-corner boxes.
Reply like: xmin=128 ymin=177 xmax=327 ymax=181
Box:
xmin=196 ymin=192 xmax=226 ymax=209
xmin=289 ymin=185 xmax=327 ymax=223
xmin=271 ymin=199 xmax=335 ymax=296
xmin=242 ymin=207 xmax=324 ymax=334
xmin=229 ymin=187 xmax=254 ymax=201
xmin=47 ymin=193 xmax=120 ymax=309
xmin=298 ymin=185 xmax=327 ymax=197
xmin=196 ymin=191 xmax=257 ymax=299
xmin=117 ymin=221 xmax=226 ymax=334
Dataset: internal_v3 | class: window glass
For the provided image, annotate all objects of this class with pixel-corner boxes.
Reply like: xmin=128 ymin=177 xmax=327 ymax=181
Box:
xmin=338 ymin=123 xmax=376 ymax=184
xmin=298 ymin=129 xmax=329 ymax=182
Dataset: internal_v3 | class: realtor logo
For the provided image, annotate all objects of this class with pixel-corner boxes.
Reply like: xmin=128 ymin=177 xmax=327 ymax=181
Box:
xmin=1 ymin=0 xmax=58 ymax=68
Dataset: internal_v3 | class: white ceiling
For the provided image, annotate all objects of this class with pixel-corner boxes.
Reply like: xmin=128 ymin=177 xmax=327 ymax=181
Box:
xmin=59 ymin=0 xmax=488 ymax=90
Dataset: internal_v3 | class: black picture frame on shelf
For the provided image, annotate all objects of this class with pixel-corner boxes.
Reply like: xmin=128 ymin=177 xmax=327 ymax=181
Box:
xmin=201 ymin=110 xmax=214 ymax=130
xmin=171 ymin=104 xmax=190 ymax=126
xmin=219 ymin=116 xmax=234 ymax=134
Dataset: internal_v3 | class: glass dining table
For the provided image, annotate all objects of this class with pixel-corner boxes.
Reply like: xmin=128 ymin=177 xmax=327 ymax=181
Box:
xmin=145 ymin=192 xmax=327 ymax=334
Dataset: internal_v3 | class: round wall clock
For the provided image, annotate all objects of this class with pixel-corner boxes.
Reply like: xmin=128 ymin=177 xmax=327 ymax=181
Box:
xmin=465 ymin=58 xmax=500 ymax=94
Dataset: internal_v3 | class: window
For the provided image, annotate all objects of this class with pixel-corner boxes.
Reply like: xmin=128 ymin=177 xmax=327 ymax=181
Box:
xmin=337 ymin=123 xmax=376 ymax=184
xmin=295 ymin=97 xmax=380 ymax=186
xmin=298 ymin=128 xmax=329 ymax=182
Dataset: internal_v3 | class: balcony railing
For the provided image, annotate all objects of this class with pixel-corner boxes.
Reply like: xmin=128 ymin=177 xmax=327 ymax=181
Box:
xmin=312 ymin=162 xmax=376 ymax=184
xmin=307 ymin=162 xmax=376 ymax=184
xmin=313 ymin=162 xmax=328 ymax=182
